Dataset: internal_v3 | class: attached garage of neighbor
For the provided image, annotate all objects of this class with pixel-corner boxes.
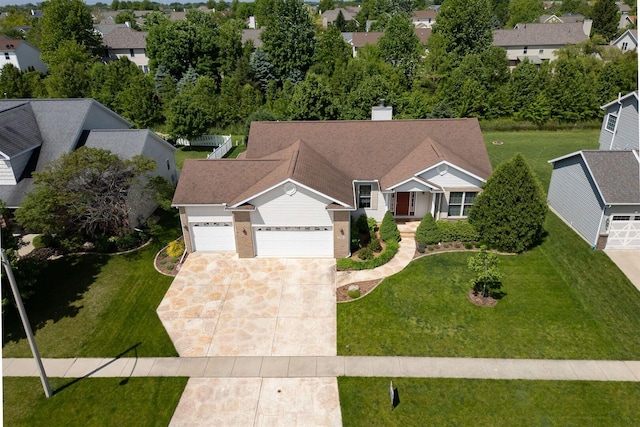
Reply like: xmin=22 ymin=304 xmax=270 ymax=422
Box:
xmin=606 ymin=215 xmax=640 ymax=249
xmin=190 ymin=222 xmax=236 ymax=252
xmin=253 ymin=226 xmax=333 ymax=257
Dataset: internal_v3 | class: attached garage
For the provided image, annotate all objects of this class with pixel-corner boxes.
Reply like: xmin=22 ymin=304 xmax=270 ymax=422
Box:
xmin=190 ymin=222 xmax=236 ymax=252
xmin=254 ymin=226 xmax=333 ymax=257
xmin=606 ymin=215 xmax=640 ymax=249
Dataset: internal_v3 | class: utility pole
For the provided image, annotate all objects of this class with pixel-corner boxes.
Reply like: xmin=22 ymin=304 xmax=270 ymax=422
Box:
xmin=1 ymin=229 xmax=52 ymax=398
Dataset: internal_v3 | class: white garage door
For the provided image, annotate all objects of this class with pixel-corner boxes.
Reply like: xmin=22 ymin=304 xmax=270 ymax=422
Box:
xmin=606 ymin=215 xmax=640 ymax=249
xmin=191 ymin=222 xmax=236 ymax=252
xmin=254 ymin=226 xmax=333 ymax=257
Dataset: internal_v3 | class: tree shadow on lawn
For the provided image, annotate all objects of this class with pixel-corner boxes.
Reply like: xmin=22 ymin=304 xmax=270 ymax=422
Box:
xmin=2 ymin=254 xmax=108 ymax=345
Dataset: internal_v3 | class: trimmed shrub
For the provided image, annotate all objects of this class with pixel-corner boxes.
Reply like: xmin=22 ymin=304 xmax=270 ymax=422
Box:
xmin=358 ymin=247 xmax=374 ymax=260
xmin=167 ymin=240 xmax=185 ymax=258
xmin=356 ymin=214 xmax=369 ymax=234
xmin=348 ymin=288 xmax=361 ymax=299
xmin=368 ymin=237 xmax=382 ymax=252
xmin=437 ymin=220 xmax=479 ymax=242
xmin=367 ymin=217 xmax=378 ymax=233
xmin=415 ymin=213 xmax=440 ymax=246
xmin=337 ymin=240 xmax=399 ymax=270
xmin=350 ymin=216 xmax=361 ymax=252
xmin=379 ymin=211 xmax=400 ymax=242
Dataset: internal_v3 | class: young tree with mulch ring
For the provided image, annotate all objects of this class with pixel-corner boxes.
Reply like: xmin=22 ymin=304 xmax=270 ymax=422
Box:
xmin=468 ymin=246 xmax=502 ymax=298
xmin=468 ymin=153 xmax=546 ymax=253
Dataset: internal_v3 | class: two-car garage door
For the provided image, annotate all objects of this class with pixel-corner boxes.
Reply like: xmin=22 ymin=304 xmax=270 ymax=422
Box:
xmin=190 ymin=222 xmax=236 ymax=252
xmin=606 ymin=215 xmax=640 ymax=249
xmin=254 ymin=226 xmax=333 ymax=257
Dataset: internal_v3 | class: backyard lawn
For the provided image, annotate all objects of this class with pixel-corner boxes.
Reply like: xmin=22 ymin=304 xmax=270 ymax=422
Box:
xmin=174 ymin=137 xmax=246 ymax=170
xmin=338 ymin=129 xmax=640 ymax=359
xmin=3 ymin=377 xmax=187 ymax=427
xmin=339 ymin=377 xmax=640 ymax=426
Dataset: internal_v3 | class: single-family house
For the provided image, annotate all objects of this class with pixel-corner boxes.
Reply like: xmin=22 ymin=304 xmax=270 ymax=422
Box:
xmin=547 ymin=91 xmax=640 ymax=249
xmin=539 ymin=14 xmax=584 ymax=24
xmin=493 ymin=21 xmax=591 ymax=67
xmin=242 ymin=29 xmax=263 ymax=49
xmin=349 ymin=28 xmax=431 ymax=57
xmin=611 ymin=29 xmax=638 ymax=52
xmin=412 ymin=10 xmax=437 ymax=29
xmin=620 ymin=14 xmax=636 ymax=29
xmin=0 ymin=36 xmax=47 ymax=74
xmin=172 ymin=112 xmax=492 ymax=258
xmin=102 ymin=27 xmax=150 ymax=73
xmin=0 ymin=99 xmax=177 ymax=225
xmin=322 ymin=8 xmax=356 ymax=28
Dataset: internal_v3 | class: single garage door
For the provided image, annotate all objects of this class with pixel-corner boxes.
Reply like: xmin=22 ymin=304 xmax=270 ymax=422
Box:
xmin=190 ymin=222 xmax=236 ymax=252
xmin=606 ymin=215 xmax=640 ymax=249
xmin=254 ymin=226 xmax=333 ymax=257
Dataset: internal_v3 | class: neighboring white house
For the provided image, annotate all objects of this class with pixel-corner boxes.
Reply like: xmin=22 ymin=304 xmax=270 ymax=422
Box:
xmin=0 ymin=36 xmax=47 ymax=74
xmin=102 ymin=27 xmax=150 ymax=73
xmin=412 ymin=10 xmax=436 ymax=29
xmin=492 ymin=21 xmax=591 ymax=67
xmin=547 ymin=91 xmax=640 ymax=249
xmin=0 ymin=99 xmax=177 ymax=226
xmin=172 ymin=109 xmax=493 ymax=258
xmin=611 ymin=29 xmax=638 ymax=53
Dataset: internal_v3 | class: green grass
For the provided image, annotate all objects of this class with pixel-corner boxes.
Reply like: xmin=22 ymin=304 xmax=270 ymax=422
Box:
xmin=3 ymin=377 xmax=187 ymax=427
xmin=338 ymin=129 xmax=640 ymax=359
xmin=174 ymin=140 xmax=247 ymax=169
xmin=338 ymin=377 xmax=640 ymax=426
xmin=2 ymin=211 xmax=181 ymax=358
xmin=483 ymin=129 xmax=599 ymax=191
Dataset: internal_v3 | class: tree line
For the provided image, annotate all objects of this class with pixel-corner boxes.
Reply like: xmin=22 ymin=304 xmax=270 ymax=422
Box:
xmin=0 ymin=0 xmax=637 ymax=140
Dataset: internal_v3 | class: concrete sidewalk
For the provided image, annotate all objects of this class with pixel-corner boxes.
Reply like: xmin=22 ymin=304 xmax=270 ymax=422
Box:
xmin=5 ymin=356 xmax=640 ymax=382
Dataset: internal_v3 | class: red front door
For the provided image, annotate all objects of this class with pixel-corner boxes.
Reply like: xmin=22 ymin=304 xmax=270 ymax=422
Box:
xmin=395 ymin=192 xmax=410 ymax=215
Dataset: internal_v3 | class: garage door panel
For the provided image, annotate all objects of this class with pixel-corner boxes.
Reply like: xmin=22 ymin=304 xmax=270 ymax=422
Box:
xmin=254 ymin=227 xmax=333 ymax=257
xmin=191 ymin=222 xmax=236 ymax=252
xmin=606 ymin=216 xmax=640 ymax=249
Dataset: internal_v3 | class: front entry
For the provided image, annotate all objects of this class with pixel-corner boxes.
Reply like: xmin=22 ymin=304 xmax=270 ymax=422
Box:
xmin=395 ymin=192 xmax=410 ymax=216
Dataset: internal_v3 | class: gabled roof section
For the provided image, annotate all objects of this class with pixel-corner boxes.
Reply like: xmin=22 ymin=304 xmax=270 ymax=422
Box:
xmin=352 ymin=32 xmax=383 ymax=47
xmin=84 ymin=129 xmax=176 ymax=159
xmin=0 ymin=102 xmax=43 ymax=159
xmin=600 ymin=91 xmax=639 ymax=110
xmin=493 ymin=22 xmax=588 ymax=46
xmin=1 ymin=35 xmax=23 ymax=51
xmin=610 ymin=28 xmax=638 ymax=46
xmin=550 ymin=150 xmax=640 ymax=204
xmin=102 ymin=27 xmax=148 ymax=49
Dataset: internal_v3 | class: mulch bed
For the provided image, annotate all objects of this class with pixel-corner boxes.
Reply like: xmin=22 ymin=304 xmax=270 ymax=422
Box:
xmin=466 ymin=290 xmax=498 ymax=307
xmin=154 ymin=241 xmax=185 ymax=276
xmin=337 ymin=279 xmax=380 ymax=302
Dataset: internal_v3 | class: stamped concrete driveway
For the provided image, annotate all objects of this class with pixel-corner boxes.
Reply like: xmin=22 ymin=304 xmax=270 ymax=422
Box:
xmin=157 ymin=253 xmax=337 ymax=357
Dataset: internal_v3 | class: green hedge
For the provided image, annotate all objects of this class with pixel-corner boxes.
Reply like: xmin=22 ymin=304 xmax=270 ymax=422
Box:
xmin=436 ymin=220 xmax=479 ymax=242
xmin=337 ymin=240 xmax=399 ymax=271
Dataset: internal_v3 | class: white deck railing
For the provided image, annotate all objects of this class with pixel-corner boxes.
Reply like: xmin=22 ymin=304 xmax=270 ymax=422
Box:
xmin=207 ymin=138 xmax=233 ymax=159
xmin=176 ymin=135 xmax=232 ymax=147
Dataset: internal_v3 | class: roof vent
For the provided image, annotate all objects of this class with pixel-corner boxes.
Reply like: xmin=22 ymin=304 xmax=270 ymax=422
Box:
xmin=371 ymin=99 xmax=393 ymax=121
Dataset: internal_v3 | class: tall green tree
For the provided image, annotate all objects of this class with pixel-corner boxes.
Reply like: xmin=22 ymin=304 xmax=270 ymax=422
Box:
xmin=90 ymin=57 xmax=142 ymax=111
xmin=377 ymin=14 xmax=421 ymax=76
xmin=39 ymin=0 xmax=103 ymax=61
xmin=15 ymin=147 xmax=156 ymax=239
xmin=591 ymin=0 xmax=620 ymax=41
xmin=216 ymin=19 xmax=244 ymax=77
xmin=507 ymin=0 xmax=544 ymax=28
xmin=491 ymin=0 xmax=510 ymax=28
xmin=319 ymin=0 xmax=334 ymax=12
xmin=430 ymin=0 xmax=493 ymax=64
xmin=115 ymin=73 xmax=162 ymax=128
xmin=312 ymin=25 xmax=352 ymax=77
xmin=166 ymin=76 xmax=218 ymax=140
xmin=468 ymin=154 xmax=547 ymax=253
xmin=142 ymin=10 xmax=170 ymax=30
xmin=44 ymin=40 xmax=95 ymax=98
xmin=0 ymin=64 xmax=30 ymax=98
xmin=289 ymin=73 xmax=337 ymax=120
xmin=261 ymin=0 xmax=316 ymax=82
xmin=254 ymin=0 xmax=278 ymax=27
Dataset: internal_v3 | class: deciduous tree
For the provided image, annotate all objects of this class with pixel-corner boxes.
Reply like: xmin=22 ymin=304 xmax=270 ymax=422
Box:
xmin=44 ymin=40 xmax=95 ymax=98
xmin=507 ymin=0 xmax=544 ymax=28
xmin=468 ymin=154 xmax=547 ymax=253
xmin=289 ymin=73 xmax=337 ymax=120
xmin=468 ymin=246 xmax=502 ymax=297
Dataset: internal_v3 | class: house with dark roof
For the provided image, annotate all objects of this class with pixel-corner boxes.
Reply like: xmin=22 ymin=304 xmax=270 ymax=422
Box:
xmin=102 ymin=27 xmax=150 ymax=73
xmin=547 ymin=92 xmax=640 ymax=249
xmin=492 ymin=21 xmax=591 ymax=67
xmin=412 ymin=10 xmax=437 ymax=29
xmin=172 ymin=112 xmax=492 ymax=258
xmin=0 ymin=35 xmax=47 ymax=74
xmin=0 ymin=99 xmax=177 ymax=225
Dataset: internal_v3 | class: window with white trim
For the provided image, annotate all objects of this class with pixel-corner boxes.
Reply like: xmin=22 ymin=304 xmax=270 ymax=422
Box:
xmin=448 ymin=192 xmax=477 ymax=217
xmin=358 ymin=184 xmax=371 ymax=208
xmin=605 ymin=113 xmax=617 ymax=132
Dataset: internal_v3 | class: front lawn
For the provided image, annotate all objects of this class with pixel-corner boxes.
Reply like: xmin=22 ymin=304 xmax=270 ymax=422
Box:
xmin=2 ymin=211 xmax=180 ymax=358
xmin=339 ymin=377 xmax=640 ymax=426
xmin=3 ymin=377 xmax=187 ymax=427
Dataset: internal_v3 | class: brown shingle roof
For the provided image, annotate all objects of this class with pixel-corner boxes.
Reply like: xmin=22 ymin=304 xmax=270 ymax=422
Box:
xmin=102 ymin=27 xmax=148 ymax=49
xmin=493 ymin=22 xmax=588 ymax=47
xmin=412 ymin=10 xmax=437 ymax=19
xmin=174 ymin=119 xmax=492 ymax=207
xmin=1 ymin=36 xmax=22 ymax=51
xmin=352 ymin=32 xmax=383 ymax=47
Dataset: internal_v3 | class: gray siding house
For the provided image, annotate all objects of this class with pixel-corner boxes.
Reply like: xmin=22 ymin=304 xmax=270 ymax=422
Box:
xmin=598 ymin=91 xmax=639 ymax=151
xmin=548 ymin=91 xmax=640 ymax=249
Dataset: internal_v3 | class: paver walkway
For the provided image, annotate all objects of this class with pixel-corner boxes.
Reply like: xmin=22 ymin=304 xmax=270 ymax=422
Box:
xmin=5 ymin=356 xmax=640 ymax=382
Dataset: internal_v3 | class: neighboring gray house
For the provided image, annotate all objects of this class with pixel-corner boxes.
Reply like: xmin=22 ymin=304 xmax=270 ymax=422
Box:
xmin=599 ymin=91 xmax=639 ymax=151
xmin=0 ymin=36 xmax=47 ymax=74
xmin=610 ymin=29 xmax=638 ymax=53
xmin=321 ymin=8 xmax=356 ymax=28
xmin=0 ymin=99 xmax=177 ymax=226
xmin=547 ymin=92 xmax=640 ymax=249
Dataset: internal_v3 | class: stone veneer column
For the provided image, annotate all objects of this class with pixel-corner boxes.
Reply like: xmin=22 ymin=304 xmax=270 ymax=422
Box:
xmin=233 ymin=211 xmax=255 ymax=258
xmin=178 ymin=207 xmax=193 ymax=254
xmin=332 ymin=211 xmax=350 ymax=258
